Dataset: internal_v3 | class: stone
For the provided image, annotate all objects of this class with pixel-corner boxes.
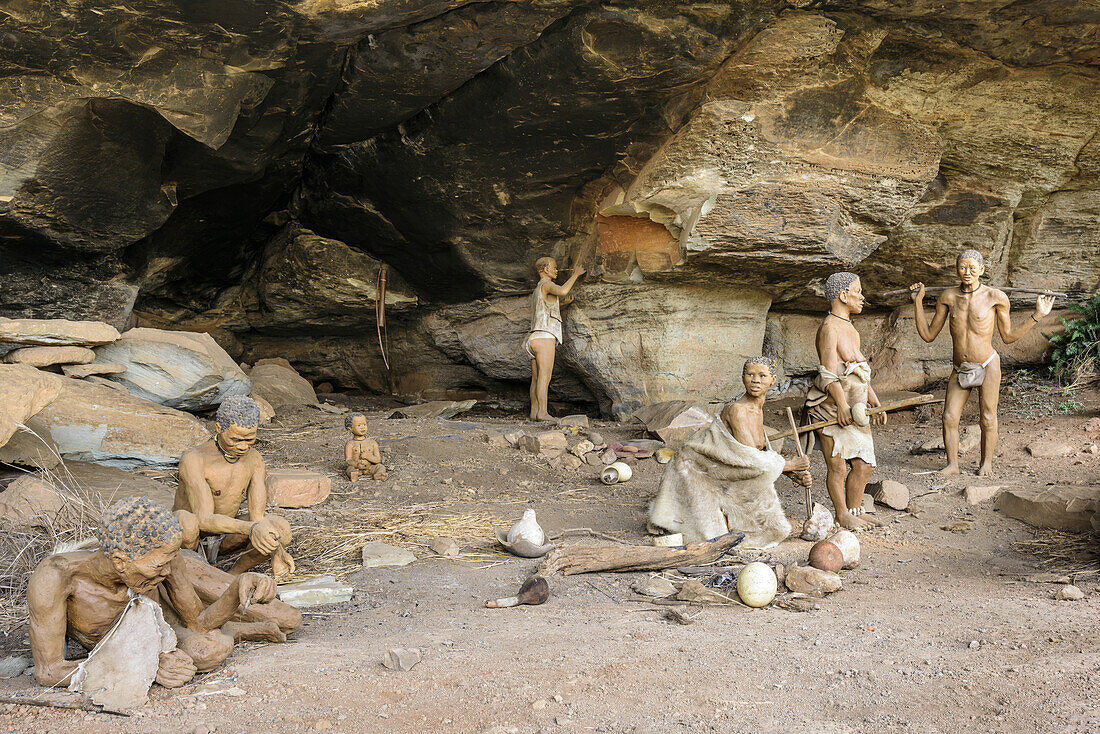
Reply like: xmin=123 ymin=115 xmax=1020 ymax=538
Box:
xmin=93 ymin=328 xmax=250 ymax=411
xmin=251 ymin=393 xmax=276 ymax=425
xmin=915 ymin=425 xmax=981 ymax=455
xmin=632 ymin=577 xmax=677 ymax=598
xmin=996 ymin=486 xmax=1100 ymax=533
xmin=68 ymin=594 xmax=176 ymax=713
xmin=1055 ymin=585 xmax=1086 ymax=601
xmin=558 ymin=415 xmax=589 ymax=429
xmin=84 ymin=375 xmax=129 ymax=392
xmin=63 ymin=461 xmax=175 ymax=508
xmin=0 ymin=476 xmax=66 ymax=528
xmin=1027 ymin=439 xmax=1076 ymax=459
xmin=31 ymin=374 xmax=211 ymax=468
xmin=861 ymin=494 xmax=876 ymax=514
xmin=3 ymin=346 xmax=96 ymax=367
xmin=381 ymin=648 xmax=422 ymax=672
xmin=267 ymin=470 xmax=331 ymax=508
xmin=361 ymin=542 xmax=416 ymax=568
xmin=248 ymin=358 xmax=318 ymax=408
xmin=61 ymin=362 xmax=126 ymax=379
xmin=0 ymin=318 xmax=120 ymax=347
xmin=868 ymin=480 xmax=909 ymax=511
xmin=587 ymin=432 xmax=605 ymax=448
xmin=486 ymin=431 xmax=511 ymax=449
xmin=675 ymin=579 xmax=737 ymax=605
xmin=429 ymin=537 xmax=461 ymax=557
xmin=584 ymin=451 xmax=604 ymax=466
xmin=277 ymin=576 xmax=354 ymax=608
xmin=0 ymin=364 xmax=61 ymax=448
xmin=964 ymin=485 xmax=1003 ymax=505
xmin=784 ymin=566 xmax=843 ymax=596
xmin=0 ymin=656 xmax=31 ymax=678
xmin=388 ymin=399 xmax=476 ymax=420
xmin=570 ymin=439 xmax=595 ymax=458
xmin=551 ymin=454 xmax=583 ymax=471
xmin=0 ymin=416 xmax=61 ymax=469
xmin=632 ymin=401 xmax=715 ymax=445
xmin=599 ymin=448 xmax=618 ymax=464
xmin=517 ymin=431 xmax=567 ymax=459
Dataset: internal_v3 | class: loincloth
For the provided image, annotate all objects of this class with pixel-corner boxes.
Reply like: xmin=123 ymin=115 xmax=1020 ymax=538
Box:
xmin=954 ymin=351 xmax=997 ymax=389
xmin=804 ymin=361 xmax=876 ymax=467
xmin=523 ymin=328 xmax=561 ymax=358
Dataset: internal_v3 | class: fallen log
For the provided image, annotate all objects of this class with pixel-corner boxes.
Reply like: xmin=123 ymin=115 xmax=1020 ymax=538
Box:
xmin=769 ymin=394 xmax=940 ymax=441
xmin=539 ymin=532 xmax=744 ymax=576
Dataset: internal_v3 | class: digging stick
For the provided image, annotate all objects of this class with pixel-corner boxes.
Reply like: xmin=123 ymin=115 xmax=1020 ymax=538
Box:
xmin=770 ymin=394 xmax=940 ymax=441
xmin=786 ymin=407 xmax=811 ymax=516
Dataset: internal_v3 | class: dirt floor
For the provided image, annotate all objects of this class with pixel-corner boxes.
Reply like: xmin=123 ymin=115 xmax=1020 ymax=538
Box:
xmin=1 ymin=378 xmax=1099 ymax=733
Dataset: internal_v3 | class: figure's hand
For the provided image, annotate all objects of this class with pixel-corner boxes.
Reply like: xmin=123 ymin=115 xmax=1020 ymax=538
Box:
xmin=573 ymin=263 xmax=586 ymax=277
xmin=836 ymin=402 xmax=853 ymax=427
xmin=249 ymin=518 xmax=281 ymax=555
xmin=1035 ymin=294 xmax=1055 ymax=317
xmin=910 ymin=282 xmax=925 ymax=301
xmin=156 ymin=650 xmax=197 ymax=688
xmin=238 ymin=572 xmax=277 ymax=608
xmin=792 ymin=470 xmax=813 ymax=488
xmin=784 ymin=456 xmax=810 ymax=473
xmin=867 ymin=393 xmax=886 ymax=426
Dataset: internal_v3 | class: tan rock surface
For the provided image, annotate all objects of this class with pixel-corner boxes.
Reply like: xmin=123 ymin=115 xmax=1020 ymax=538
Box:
xmin=0 ymin=476 xmax=66 ymax=528
xmin=0 ymin=318 xmax=120 ymax=347
xmin=61 ymin=362 xmax=126 ymax=379
xmin=249 ymin=358 xmax=318 ymax=408
xmin=0 ymin=363 xmax=61 ymax=448
xmin=3 ymin=345 xmax=96 ymax=367
xmin=0 ymin=416 xmax=61 ymax=469
xmin=268 ymin=469 xmax=332 ymax=508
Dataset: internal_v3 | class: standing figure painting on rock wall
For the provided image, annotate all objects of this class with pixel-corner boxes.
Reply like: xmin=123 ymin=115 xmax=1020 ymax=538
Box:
xmin=525 ymin=257 xmax=584 ymax=422
xmin=909 ymin=249 xmax=1054 ymax=476
xmin=804 ymin=272 xmax=885 ymax=531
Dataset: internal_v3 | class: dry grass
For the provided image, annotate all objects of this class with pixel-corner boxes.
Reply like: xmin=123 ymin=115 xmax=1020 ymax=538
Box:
xmin=1013 ymin=528 xmax=1100 ymax=579
xmin=288 ymin=500 xmax=508 ymax=580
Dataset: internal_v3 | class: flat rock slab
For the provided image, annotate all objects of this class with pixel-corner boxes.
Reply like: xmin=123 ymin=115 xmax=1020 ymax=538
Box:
xmin=785 ymin=565 xmax=842 ymax=595
xmin=516 ymin=431 xmax=567 ymax=458
xmin=362 ymin=541 xmax=416 ymax=568
xmin=389 ymin=399 xmax=476 ymax=420
xmin=93 ymin=327 xmax=251 ymax=411
xmin=964 ymin=485 xmax=1003 ymax=505
xmin=632 ymin=576 xmax=677 ymax=598
xmin=61 ymin=362 xmax=126 ymax=379
xmin=3 ymin=345 xmax=96 ymax=367
xmin=0 ymin=318 xmax=120 ymax=347
xmin=0 ymin=364 xmax=61 ymax=447
xmin=278 ymin=576 xmax=353 ymax=608
xmin=0 ymin=416 xmax=61 ymax=469
xmin=268 ymin=469 xmax=331 ymax=508
xmin=64 ymin=461 xmax=176 ymax=507
xmin=868 ymin=480 xmax=909 ymax=510
xmin=632 ymin=400 xmax=714 ymax=445
xmin=996 ymin=485 xmax=1100 ymax=532
xmin=1027 ymin=439 xmax=1076 ymax=458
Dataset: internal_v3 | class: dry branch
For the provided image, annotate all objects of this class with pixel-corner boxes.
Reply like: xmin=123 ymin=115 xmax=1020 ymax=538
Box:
xmin=539 ymin=532 xmax=744 ymax=576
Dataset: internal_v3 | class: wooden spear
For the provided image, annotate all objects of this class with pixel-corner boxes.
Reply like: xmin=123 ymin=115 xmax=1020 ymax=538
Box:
xmin=770 ymin=394 xmax=940 ymax=441
xmin=880 ymin=286 xmax=1067 ymax=298
xmin=786 ymin=406 xmax=811 ymax=517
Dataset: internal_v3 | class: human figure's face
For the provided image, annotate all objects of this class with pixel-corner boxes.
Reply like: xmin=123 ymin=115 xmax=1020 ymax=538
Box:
xmin=742 ymin=363 xmax=775 ymax=398
xmin=215 ymin=423 xmax=257 ymax=459
xmin=349 ymin=415 xmax=368 ymax=439
xmin=956 ymin=257 xmax=984 ymax=288
xmin=541 ymin=260 xmax=558 ymax=279
xmin=840 ymin=277 xmax=865 ymax=314
xmin=110 ymin=538 xmax=182 ymax=594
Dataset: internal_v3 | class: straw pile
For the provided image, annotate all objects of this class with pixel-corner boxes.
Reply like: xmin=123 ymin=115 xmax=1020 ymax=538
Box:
xmin=1013 ymin=528 xmax=1100 ymax=578
xmin=288 ymin=500 xmax=507 ymax=580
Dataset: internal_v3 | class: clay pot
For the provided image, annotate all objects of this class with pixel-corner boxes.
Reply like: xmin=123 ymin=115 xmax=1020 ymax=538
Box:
xmin=808 ymin=540 xmax=844 ymax=573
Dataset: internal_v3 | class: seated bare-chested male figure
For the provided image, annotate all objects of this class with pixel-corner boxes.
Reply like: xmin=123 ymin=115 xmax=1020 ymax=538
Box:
xmin=175 ymin=395 xmax=294 ymax=580
xmin=910 ymin=249 xmax=1054 ymax=476
xmin=28 ymin=497 xmax=300 ymax=688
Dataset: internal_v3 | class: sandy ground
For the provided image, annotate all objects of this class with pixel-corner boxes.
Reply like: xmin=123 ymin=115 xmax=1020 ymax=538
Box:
xmin=1 ymin=382 xmax=1098 ymax=734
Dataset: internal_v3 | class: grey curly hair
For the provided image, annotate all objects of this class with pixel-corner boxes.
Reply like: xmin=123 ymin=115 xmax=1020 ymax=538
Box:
xmin=344 ymin=411 xmax=366 ymax=430
xmin=956 ymin=249 xmax=984 ymax=267
xmin=824 ymin=272 xmax=860 ymax=304
xmin=742 ymin=356 xmax=779 ymax=376
xmin=96 ymin=497 xmax=182 ymax=559
xmin=215 ymin=395 xmax=260 ymax=430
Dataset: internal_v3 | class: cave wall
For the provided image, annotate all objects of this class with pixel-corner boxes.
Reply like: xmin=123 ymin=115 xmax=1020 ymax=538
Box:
xmin=1 ymin=1 xmax=1097 ymax=416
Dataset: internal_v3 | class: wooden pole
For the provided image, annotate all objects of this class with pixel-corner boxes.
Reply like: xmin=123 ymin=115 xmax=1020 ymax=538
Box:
xmin=786 ymin=407 xmax=811 ymax=516
xmin=770 ymin=394 xmax=940 ymax=441
xmin=880 ymin=286 xmax=1067 ymax=298
xmin=539 ymin=532 xmax=744 ymax=576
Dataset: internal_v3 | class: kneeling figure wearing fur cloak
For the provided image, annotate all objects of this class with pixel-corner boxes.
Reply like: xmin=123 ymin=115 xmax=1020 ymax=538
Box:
xmin=649 ymin=357 xmax=811 ymax=549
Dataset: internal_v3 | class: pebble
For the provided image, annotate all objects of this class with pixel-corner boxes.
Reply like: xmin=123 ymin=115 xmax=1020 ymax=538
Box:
xmin=0 ymin=656 xmax=30 ymax=678
xmin=1055 ymin=585 xmax=1086 ymax=601
xmin=313 ymin=719 xmax=333 ymax=731
xmin=632 ymin=576 xmax=677 ymax=598
xmin=382 ymin=647 xmax=422 ymax=671
xmin=429 ymin=537 xmax=461 ymax=557
xmin=361 ymin=541 xmax=416 ymax=568
xmin=968 ymin=640 xmax=980 ymax=649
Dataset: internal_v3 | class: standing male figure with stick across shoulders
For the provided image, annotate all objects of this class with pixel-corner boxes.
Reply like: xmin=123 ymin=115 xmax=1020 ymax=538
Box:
xmin=525 ymin=256 xmax=584 ymax=422
xmin=909 ymin=249 xmax=1054 ymax=476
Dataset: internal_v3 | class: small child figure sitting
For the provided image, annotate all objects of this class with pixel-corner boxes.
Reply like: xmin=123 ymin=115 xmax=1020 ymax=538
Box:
xmin=344 ymin=412 xmax=387 ymax=482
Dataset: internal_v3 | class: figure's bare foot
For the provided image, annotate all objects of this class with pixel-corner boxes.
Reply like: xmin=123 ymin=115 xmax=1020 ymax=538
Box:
xmin=534 ymin=412 xmax=555 ymax=422
xmin=859 ymin=513 xmax=885 ymax=527
xmin=271 ymin=549 xmax=294 ymax=582
xmin=977 ymin=463 xmax=994 ymax=477
xmin=938 ymin=463 xmax=960 ymax=476
xmin=838 ymin=512 xmax=871 ymax=531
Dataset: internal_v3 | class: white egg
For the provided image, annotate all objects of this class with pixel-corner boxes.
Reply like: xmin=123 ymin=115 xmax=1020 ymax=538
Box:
xmin=736 ymin=561 xmax=777 ymax=608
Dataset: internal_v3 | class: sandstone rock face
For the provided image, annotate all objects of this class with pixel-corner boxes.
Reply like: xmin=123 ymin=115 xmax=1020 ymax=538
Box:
xmin=248 ymin=358 xmax=318 ymax=409
xmin=93 ymin=328 xmax=251 ymax=411
xmin=0 ymin=416 xmax=61 ymax=469
xmin=32 ymin=375 xmax=211 ymax=468
xmin=0 ymin=364 xmax=61 ymax=448
xmin=267 ymin=470 xmax=331 ymax=509
xmin=0 ymin=476 xmax=66 ymax=529
xmin=0 ymin=3 xmax=1096 ymax=412
xmin=61 ymin=362 xmax=126 ymax=379
xmin=0 ymin=318 xmax=120 ymax=347
xmin=3 ymin=345 xmax=95 ymax=367
xmin=996 ymin=486 xmax=1100 ymax=532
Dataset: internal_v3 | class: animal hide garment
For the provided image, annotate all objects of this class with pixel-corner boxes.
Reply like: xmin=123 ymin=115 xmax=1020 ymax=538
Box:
xmin=69 ymin=592 xmax=176 ymax=712
xmin=649 ymin=414 xmax=790 ymax=549
xmin=804 ymin=361 xmax=877 ymax=466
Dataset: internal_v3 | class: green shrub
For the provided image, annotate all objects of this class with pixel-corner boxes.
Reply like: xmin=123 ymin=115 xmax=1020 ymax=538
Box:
xmin=1046 ymin=293 xmax=1100 ymax=386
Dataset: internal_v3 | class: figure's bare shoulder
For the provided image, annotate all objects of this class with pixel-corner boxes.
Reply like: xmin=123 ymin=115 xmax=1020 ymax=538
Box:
xmin=28 ymin=552 xmax=88 ymax=595
xmin=181 ymin=440 xmax=215 ymax=466
xmin=986 ymin=286 xmax=1010 ymax=306
xmin=938 ymin=287 xmax=959 ymax=306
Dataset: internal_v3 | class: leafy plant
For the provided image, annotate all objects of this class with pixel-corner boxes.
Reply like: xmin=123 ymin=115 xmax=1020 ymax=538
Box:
xmin=1046 ymin=293 xmax=1100 ymax=388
